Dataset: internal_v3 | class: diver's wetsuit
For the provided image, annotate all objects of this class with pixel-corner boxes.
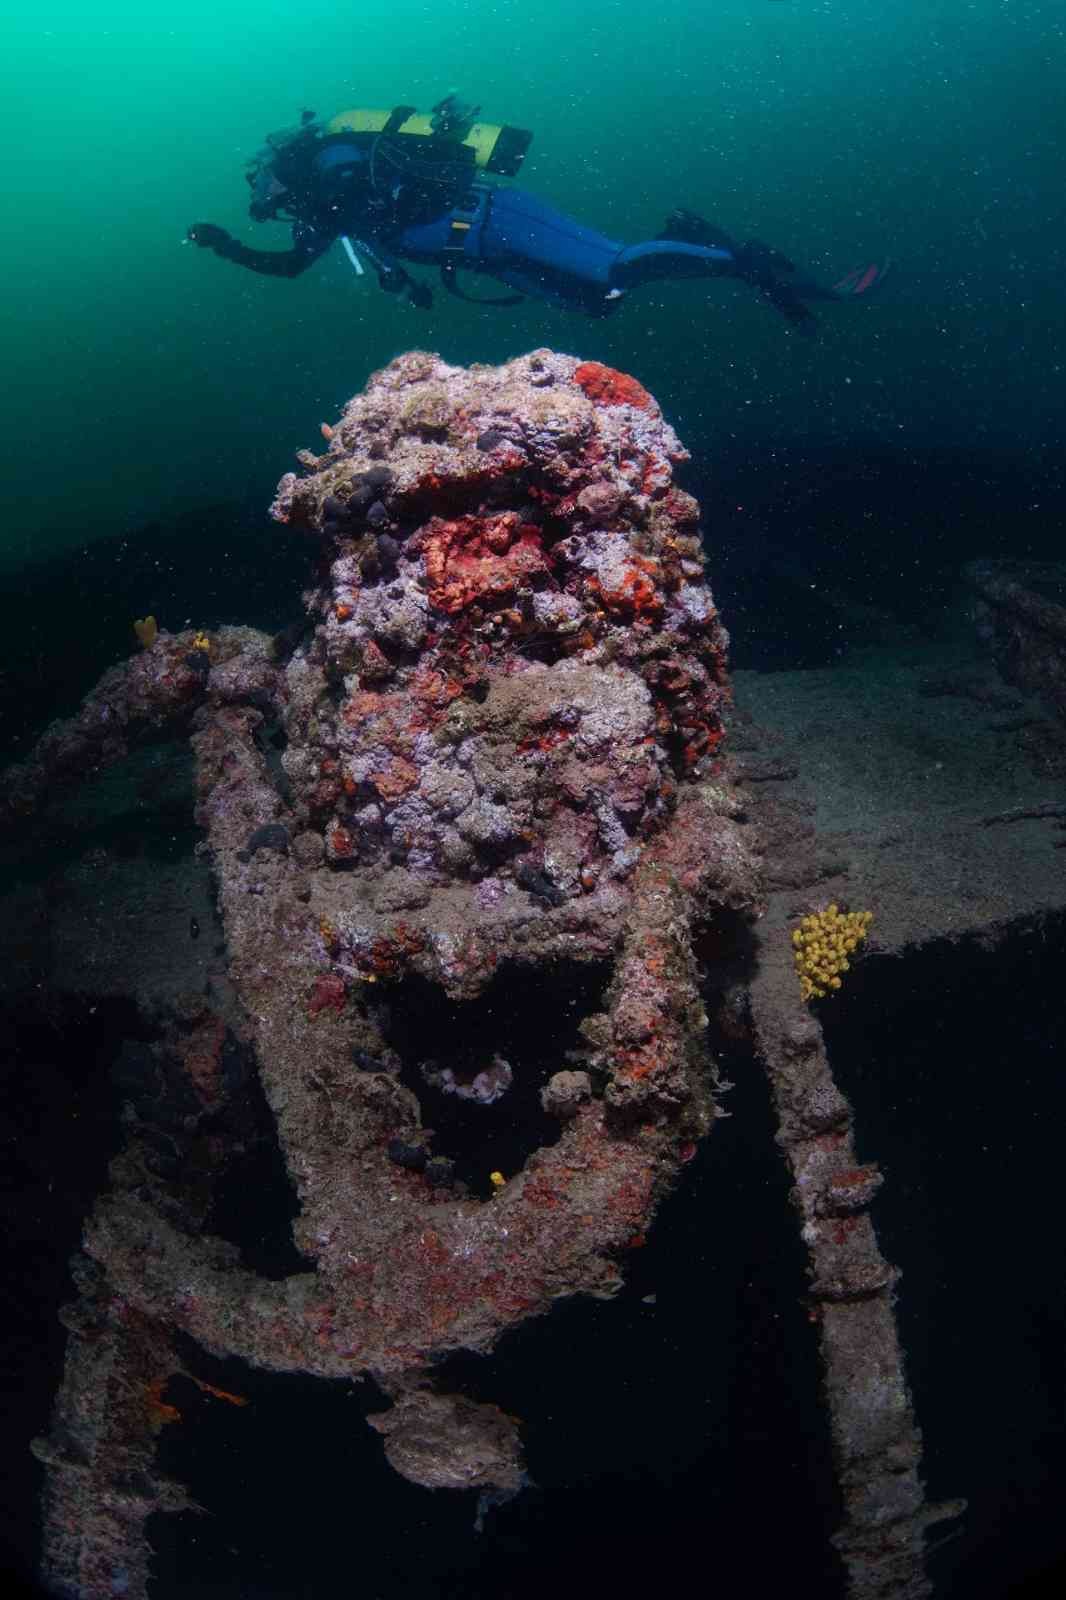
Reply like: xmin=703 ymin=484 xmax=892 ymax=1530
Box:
xmin=190 ymin=129 xmax=839 ymax=331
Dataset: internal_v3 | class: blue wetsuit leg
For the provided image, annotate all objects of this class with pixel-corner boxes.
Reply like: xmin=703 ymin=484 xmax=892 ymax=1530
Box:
xmin=394 ymin=185 xmax=737 ymax=312
xmin=397 ymin=185 xmax=628 ymax=311
xmin=612 ymin=238 xmax=735 ymax=287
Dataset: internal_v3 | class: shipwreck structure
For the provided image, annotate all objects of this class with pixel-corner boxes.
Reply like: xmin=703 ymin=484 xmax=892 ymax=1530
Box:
xmin=3 ymin=351 xmax=988 ymax=1600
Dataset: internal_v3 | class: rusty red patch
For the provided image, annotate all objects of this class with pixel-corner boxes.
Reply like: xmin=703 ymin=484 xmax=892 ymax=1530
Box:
xmin=369 ymin=758 xmax=420 ymax=805
xmin=573 ymin=361 xmax=653 ymax=411
xmin=589 ymin=558 xmax=664 ymax=620
xmin=422 ymin=512 xmax=550 ymax=615
xmin=516 ymin=724 xmax=574 ymax=756
xmin=307 ymin=974 xmax=347 ymax=1017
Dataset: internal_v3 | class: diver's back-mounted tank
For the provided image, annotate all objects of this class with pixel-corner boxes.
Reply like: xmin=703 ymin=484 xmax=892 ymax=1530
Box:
xmin=245 ymin=99 xmax=532 ymax=224
xmin=326 ymin=102 xmax=531 ymax=178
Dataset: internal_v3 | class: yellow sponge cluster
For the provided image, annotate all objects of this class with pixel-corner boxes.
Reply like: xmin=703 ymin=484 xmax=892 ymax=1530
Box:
xmin=792 ymin=904 xmax=873 ymax=1002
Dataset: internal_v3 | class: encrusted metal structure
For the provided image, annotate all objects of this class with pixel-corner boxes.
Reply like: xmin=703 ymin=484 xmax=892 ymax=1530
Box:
xmin=5 ymin=351 xmax=962 ymax=1599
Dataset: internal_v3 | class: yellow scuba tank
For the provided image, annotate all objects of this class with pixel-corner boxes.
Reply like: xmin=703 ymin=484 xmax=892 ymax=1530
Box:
xmin=327 ymin=108 xmax=532 ymax=177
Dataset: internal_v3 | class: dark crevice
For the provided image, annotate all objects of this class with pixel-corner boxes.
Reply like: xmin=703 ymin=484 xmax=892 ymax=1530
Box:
xmin=693 ymin=908 xmax=760 ymax=984
xmin=377 ymin=959 xmax=611 ymax=1197
xmin=253 ymin=716 xmax=292 ymax=803
xmin=203 ymin=1044 xmax=310 ymax=1279
xmin=0 ymin=992 xmax=162 ymax=1589
xmin=108 ymin=1018 xmax=309 ymax=1278
xmin=820 ymin=913 xmax=1066 ymax=1600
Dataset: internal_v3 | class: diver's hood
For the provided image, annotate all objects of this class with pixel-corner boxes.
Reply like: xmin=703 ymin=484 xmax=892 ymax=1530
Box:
xmin=245 ymin=115 xmax=323 ymax=221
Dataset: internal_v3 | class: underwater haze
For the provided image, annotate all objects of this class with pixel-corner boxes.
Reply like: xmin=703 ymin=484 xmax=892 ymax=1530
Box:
xmin=1 ymin=0 xmax=1062 ymax=570
xmin=7 ymin=8 xmax=1066 ymax=1600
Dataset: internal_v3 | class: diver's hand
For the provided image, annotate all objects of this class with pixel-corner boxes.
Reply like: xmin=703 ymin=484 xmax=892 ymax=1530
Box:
xmin=187 ymin=223 xmax=232 ymax=251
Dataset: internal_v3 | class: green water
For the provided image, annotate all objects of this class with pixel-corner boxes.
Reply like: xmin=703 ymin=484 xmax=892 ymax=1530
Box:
xmin=1 ymin=0 xmax=1062 ymax=569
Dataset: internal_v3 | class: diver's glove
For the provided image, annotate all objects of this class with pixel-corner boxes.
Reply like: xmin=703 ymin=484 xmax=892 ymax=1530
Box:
xmin=187 ymin=223 xmax=236 ymax=254
xmin=377 ymin=263 xmax=433 ymax=310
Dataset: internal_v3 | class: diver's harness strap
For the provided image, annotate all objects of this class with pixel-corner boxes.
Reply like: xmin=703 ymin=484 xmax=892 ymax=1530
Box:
xmin=439 ymin=185 xmax=524 ymax=306
xmin=382 ymin=104 xmax=418 ymax=136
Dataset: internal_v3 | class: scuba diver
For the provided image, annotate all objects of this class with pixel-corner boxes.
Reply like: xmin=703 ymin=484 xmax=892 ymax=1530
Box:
xmin=187 ymin=97 xmax=884 ymax=334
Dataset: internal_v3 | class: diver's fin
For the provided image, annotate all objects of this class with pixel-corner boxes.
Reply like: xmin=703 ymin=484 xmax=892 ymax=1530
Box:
xmin=657 ymin=208 xmax=739 ymax=254
xmin=833 ymin=259 xmax=891 ymax=296
xmin=741 ymin=237 xmax=796 ymax=274
xmin=759 ymin=279 xmax=819 ymax=335
xmin=763 ymin=260 xmax=888 ymax=332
